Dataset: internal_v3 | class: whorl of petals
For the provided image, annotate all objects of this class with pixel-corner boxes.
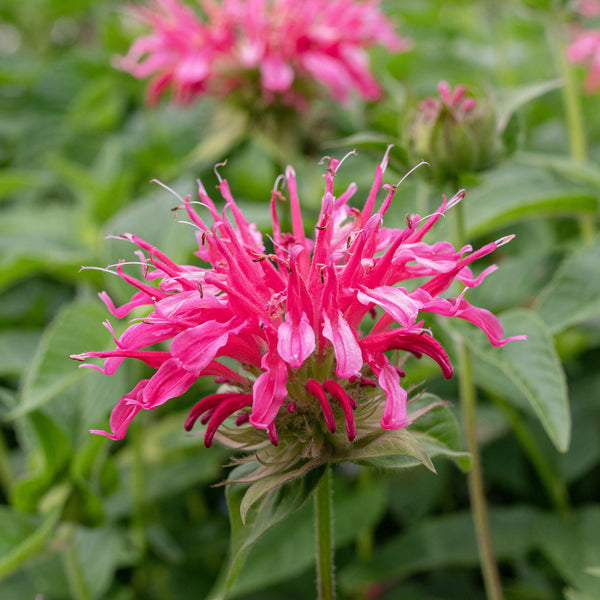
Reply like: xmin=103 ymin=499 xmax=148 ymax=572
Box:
xmin=116 ymin=0 xmax=411 ymax=107
xmin=73 ymin=151 xmax=525 ymax=447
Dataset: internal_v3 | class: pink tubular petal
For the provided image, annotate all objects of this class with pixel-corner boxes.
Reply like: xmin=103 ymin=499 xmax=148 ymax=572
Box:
xmin=323 ymin=380 xmax=356 ymax=442
xmin=367 ymin=353 xmax=410 ymax=430
xmin=322 ymin=312 xmax=363 ymax=379
xmin=140 ymin=358 xmax=198 ymax=408
xmin=90 ymin=381 xmax=147 ymax=440
xmin=249 ymin=348 xmax=289 ymax=429
xmin=306 ymin=379 xmax=336 ymax=433
xmin=260 ymin=54 xmax=294 ymax=92
xmin=356 ymin=286 xmax=421 ymax=328
xmin=203 ymin=394 xmax=254 ymax=447
xmin=361 ymin=329 xmax=454 ymax=380
xmin=277 ymin=314 xmax=316 ymax=369
xmin=171 ymin=318 xmax=241 ymax=373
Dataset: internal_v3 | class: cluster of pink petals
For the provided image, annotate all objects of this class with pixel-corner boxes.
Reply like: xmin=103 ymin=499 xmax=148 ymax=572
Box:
xmin=575 ymin=0 xmax=600 ymax=18
xmin=72 ymin=150 xmax=524 ymax=447
xmin=568 ymin=29 xmax=600 ymax=92
xmin=418 ymin=81 xmax=477 ymax=121
xmin=116 ymin=0 xmax=410 ymax=107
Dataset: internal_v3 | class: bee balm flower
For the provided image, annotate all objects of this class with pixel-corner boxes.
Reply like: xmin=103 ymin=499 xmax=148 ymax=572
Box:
xmin=116 ymin=0 xmax=410 ymax=107
xmin=71 ymin=151 xmax=524 ymax=463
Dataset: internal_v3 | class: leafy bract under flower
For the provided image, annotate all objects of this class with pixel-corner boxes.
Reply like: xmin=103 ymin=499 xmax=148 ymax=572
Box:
xmin=72 ymin=150 xmax=525 ymax=466
xmin=116 ymin=0 xmax=410 ymax=108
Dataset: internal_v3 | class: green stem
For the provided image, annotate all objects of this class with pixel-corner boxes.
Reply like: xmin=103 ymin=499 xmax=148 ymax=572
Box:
xmin=0 ymin=427 xmax=14 ymax=497
xmin=63 ymin=531 xmax=92 ymax=600
xmin=131 ymin=420 xmax=147 ymax=555
xmin=454 ymin=205 xmax=504 ymax=600
xmin=314 ymin=464 xmax=335 ymax=600
xmin=458 ymin=343 xmax=505 ymax=600
xmin=547 ymin=5 xmax=595 ymax=244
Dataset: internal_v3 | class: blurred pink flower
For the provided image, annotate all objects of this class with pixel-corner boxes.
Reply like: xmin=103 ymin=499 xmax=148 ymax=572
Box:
xmin=575 ymin=0 xmax=600 ymax=18
xmin=72 ymin=150 xmax=524 ymax=448
xmin=568 ymin=29 xmax=600 ymax=92
xmin=116 ymin=0 xmax=410 ymax=107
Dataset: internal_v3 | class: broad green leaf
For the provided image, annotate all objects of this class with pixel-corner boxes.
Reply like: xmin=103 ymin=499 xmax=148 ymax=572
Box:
xmin=448 ymin=309 xmax=570 ymax=452
xmin=343 ymin=430 xmax=435 ymax=472
xmin=536 ymin=507 xmax=600 ymax=599
xmin=0 ymin=505 xmax=62 ymax=582
xmin=517 ymin=151 xmax=600 ymax=188
xmin=9 ymin=299 xmax=109 ymax=419
xmin=0 ymin=330 xmax=42 ymax=377
xmin=0 ymin=205 xmax=88 ymax=291
xmin=209 ymin=464 xmax=324 ymax=600
xmin=535 ymin=237 xmax=600 ymax=334
xmin=463 ymin=163 xmax=597 ymax=237
xmin=409 ymin=393 xmax=471 ymax=471
xmin=339 ymin=506 xmax=539 ymax=593
xmin=0 ymin=170 xmax=50 ymax=203
xmin=11 ymin=412 xmax=72 ymax=512
xmin=68 ymin=526 xmax=138 ymax=599
xmin=495 ymin=79 xmax=561 ymax=132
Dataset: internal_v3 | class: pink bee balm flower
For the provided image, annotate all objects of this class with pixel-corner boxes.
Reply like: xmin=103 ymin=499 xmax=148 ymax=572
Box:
xmin=71 ymin=150 xmax=524 ymax=454
xmin=116 ymin=0 xmax=410 ymax=107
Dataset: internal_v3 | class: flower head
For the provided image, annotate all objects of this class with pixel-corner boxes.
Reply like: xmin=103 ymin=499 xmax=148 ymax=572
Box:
xmin=116 ymin=0 xmax=410 ymax=108
xmin=72 ymin=150 xmax=524 ymax=472
xmin=404 ymin=81 xmax=500 ymax=181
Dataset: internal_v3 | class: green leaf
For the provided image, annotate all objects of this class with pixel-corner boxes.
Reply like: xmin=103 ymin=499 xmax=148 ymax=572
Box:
xmin=11 ymin=412 xmax=72 ymax=513
xmin=0 ymin=205 xmax=89 ymax=291
xmin=495 ymin=79 xmax=562 ymax=132
xmin=0 ymin=170 xmax=50 ymax=203
xmin=338 ymin=506 xmax=539 ymax=593
xmin=534 ymin=237 xmax=600 ymax=334
xmin=449 ymin=309 xmax=570 ymax=452
xmin=343 ymin=430 xmax=435 ymax=472
xmin=9 ymin=299 xmax=109 ymax=419
xmin=0 ymin=330 xmax=42 ymax=377
xmin=463 ymin=163 xmax=597 ymax=238
xmin=0 ymin=505 xmax=62 ymax=582
xmin=536 ymin=507 xmax=600 ymax=599
xmin=209 ymin=464 xmax=324 ymax=600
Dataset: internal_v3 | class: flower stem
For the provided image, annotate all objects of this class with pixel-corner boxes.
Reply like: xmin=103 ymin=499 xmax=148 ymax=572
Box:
xmin=458 ymin=342 xmax=504 ymax=600
xmin=547 ymin=4 xmax=595 ymax=244
xmin=314 ymin=464 xmax=335 ymax=600
xmin=454 ymin=204 xmax=504 ymax=600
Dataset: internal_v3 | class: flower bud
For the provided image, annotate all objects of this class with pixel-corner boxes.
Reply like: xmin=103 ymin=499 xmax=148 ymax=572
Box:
xmin=403 ymin=81 xmax=500 ymax=182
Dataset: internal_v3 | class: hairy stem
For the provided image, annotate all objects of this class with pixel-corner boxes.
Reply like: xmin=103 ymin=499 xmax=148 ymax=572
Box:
xmin=314 ymin=464 xmax=335 ymax=600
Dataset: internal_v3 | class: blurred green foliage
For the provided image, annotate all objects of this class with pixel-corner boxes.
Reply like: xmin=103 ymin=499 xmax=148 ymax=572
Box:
xmin=1 ymin=0 xmax=600 ymax=598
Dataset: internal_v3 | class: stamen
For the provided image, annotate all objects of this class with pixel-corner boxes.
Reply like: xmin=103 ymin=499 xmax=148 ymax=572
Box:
xmin=495 ymin=234 xmax=516 ymax=247
xmin=394 ymin=161 xmax=429 ymax=187
xmin=150 ymin=179 xmax=185 ymax=203
xmin=335 ymin=148 xmax=357 ymax=172
xmin=380 ymin=144 xmax=393 ymax=172
xmin=446 ymin=189 xmax=466 ymax=211
xmin=213 ymin=159 xmax=228 ymax=183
